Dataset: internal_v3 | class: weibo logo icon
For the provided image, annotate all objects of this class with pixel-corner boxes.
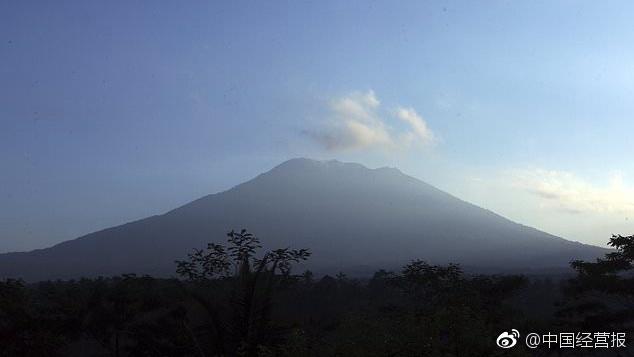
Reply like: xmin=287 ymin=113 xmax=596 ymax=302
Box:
xmin=496 ymin=329 xmax=520 ymax=348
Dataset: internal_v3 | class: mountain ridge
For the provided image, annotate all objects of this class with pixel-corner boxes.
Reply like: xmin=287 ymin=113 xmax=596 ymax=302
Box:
xmin=0 ymin=158 xmax=607 ymax=281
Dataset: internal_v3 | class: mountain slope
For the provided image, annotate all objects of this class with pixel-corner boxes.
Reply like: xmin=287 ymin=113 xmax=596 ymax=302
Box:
xmin=0 ymin=158 xmax=607 ymax=281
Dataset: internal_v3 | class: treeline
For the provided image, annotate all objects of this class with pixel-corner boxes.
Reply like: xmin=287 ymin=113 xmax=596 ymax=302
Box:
xmin=1 ymin=231 xmax=632 ymax=356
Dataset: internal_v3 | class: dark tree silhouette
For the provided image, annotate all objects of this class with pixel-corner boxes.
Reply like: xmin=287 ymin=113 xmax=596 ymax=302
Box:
xmin=559 ymin=234 xmax=634 ymax=330
xmin=322 ymin=260 xmax=527 ymax=357
xmin=175 ymin=229 xmax=310 ymax=356
xmin=0 ymin=279 xmax=67 ymax=356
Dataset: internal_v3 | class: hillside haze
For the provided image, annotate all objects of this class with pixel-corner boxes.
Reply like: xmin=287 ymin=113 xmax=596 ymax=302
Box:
xmin=0 ymin=158 xmax=606 ymax=281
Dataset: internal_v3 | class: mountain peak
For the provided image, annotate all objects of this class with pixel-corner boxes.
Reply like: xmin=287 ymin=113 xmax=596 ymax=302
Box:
xmin=272 ymin=157 xmax=403 ymax=175
xmin=274 ymin=157 xmax=361 ymax=170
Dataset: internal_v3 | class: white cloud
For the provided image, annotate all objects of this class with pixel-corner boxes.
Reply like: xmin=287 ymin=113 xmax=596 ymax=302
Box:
xmin=317 ymin=90 xmax=392 ymax=150
xmin=511 ymin=168 xmax=634 ymax=215
xmin=309 ymin=90 xmax=436 ymax=151
xmin=395 ymin=107 xmax=436 ymax=146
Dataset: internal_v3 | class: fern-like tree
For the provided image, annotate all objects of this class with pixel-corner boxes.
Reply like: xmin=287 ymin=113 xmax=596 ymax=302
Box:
xmin=175 ymin=229 xmax=310 ymax=356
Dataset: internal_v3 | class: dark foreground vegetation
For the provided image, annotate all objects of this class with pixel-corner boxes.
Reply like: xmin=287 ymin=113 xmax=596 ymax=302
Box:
xmin=1 ymin=231 xmax=633 ymax=357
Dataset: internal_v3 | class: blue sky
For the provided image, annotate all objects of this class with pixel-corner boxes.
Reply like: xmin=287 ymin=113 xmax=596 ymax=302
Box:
xmin=2 ymin=0 xmax=634 ymax=252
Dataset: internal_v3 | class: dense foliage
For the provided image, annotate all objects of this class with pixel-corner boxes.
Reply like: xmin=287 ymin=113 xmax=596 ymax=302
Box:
xmin=558 ymin=234 xmax=634 ymax=331
xmin=0 ymin=231 xmax=630 ymax=356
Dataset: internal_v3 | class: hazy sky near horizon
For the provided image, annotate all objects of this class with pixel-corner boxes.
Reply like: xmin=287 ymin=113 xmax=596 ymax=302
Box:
xmin=2 ymin=1 xmax=634 ymax=252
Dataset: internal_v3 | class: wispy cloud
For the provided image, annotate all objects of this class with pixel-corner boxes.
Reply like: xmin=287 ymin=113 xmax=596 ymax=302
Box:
xmin=511 ymin=169 xmax=634 ymax=215
xmin=308 ymin=90 xmax=436 ymax=151
xmin=395 ymin=107 xmax=436 ymax=146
